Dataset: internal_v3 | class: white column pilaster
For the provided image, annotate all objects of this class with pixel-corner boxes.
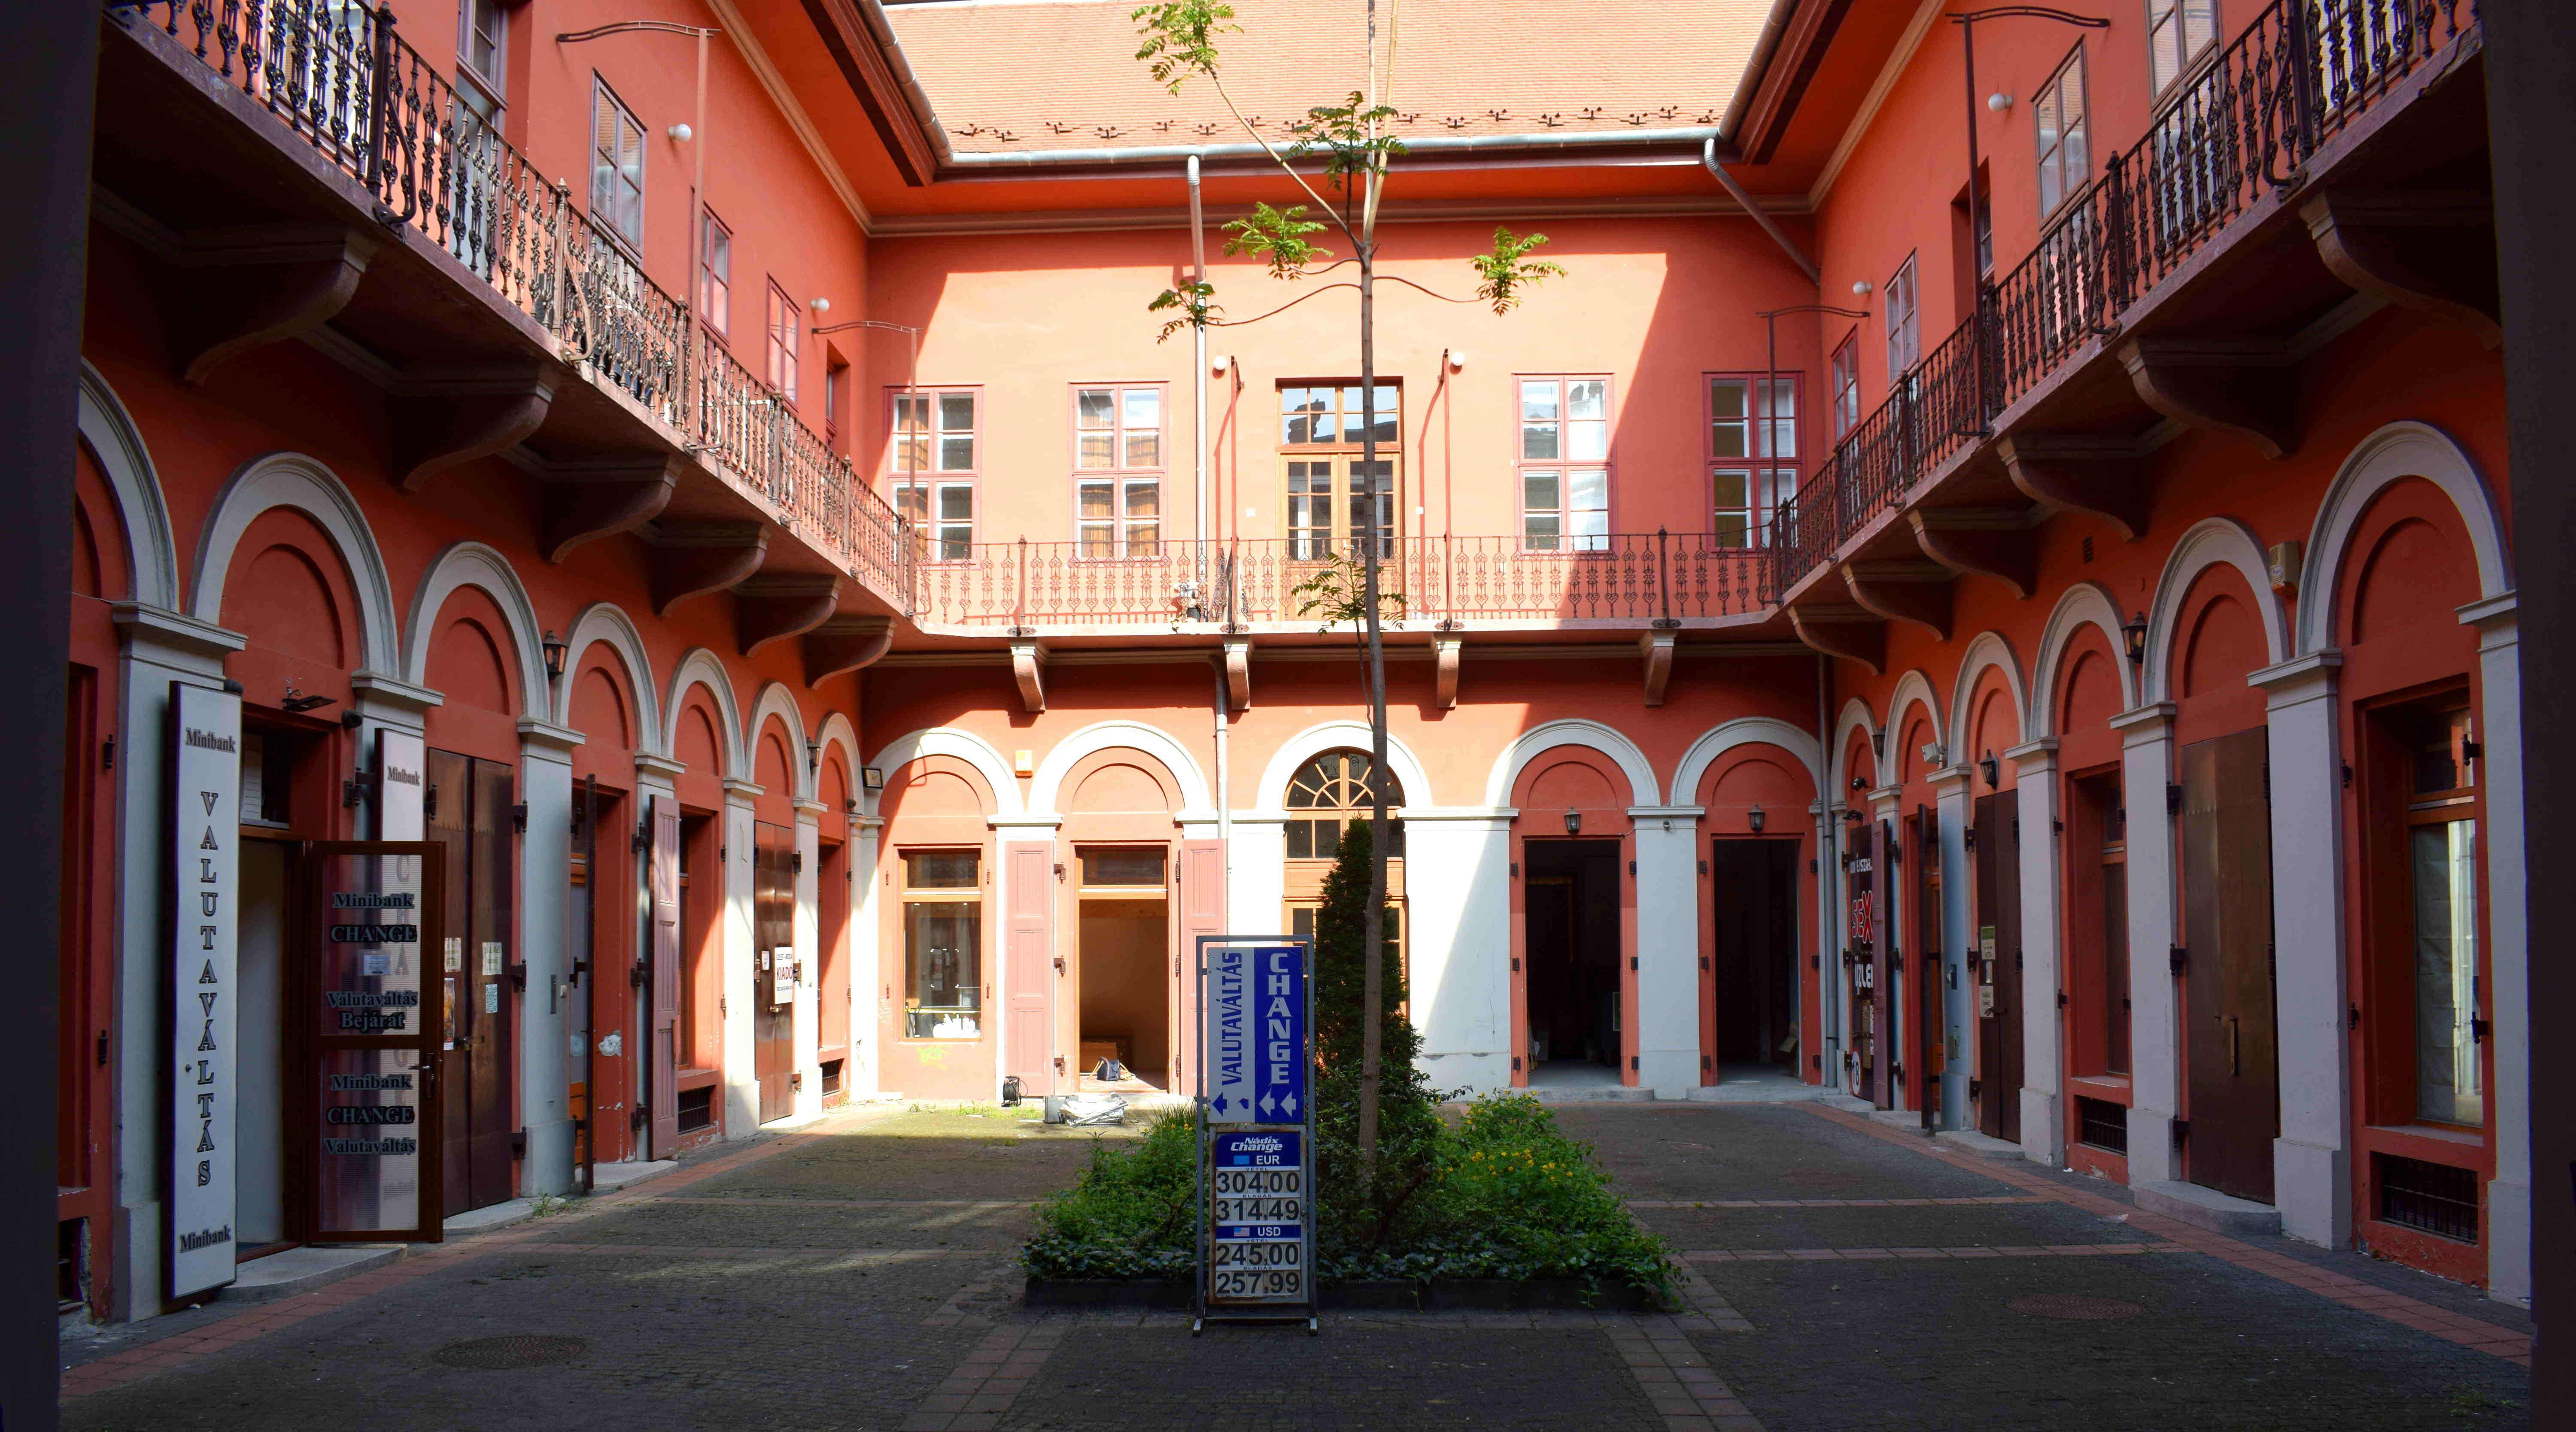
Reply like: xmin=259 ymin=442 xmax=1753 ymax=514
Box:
xmin=851 ymin=814 xmax=884 ymax=1100
xmin=517 ymin=718 xmax=582 ymax=1194
xmin=1929 ymin=768 xmax=1972 ymax=1129
xmin=1225 ymin=814 xmax=1287 ymax=943
xmin=720 ymin=779 xmax=761 ymax=1138
xmin=793 ymin=798 xmax=825 ymax=1120
xmin=2250 ymin=652 xmax=2351 ymax=1246
xmin=2114 ymin=703 xmax=2181 ymax=1182
xmin=1814 ymin=801 xmax=1842 ymax=1086
xmin=1403 ymin=808 xmax=1516 ymax=1093
xmin=2007 ymin=742 xmax=2064 ymax=1163
xmin=2462 ymin=595 xmax=2528 ymax=1305
xmin=1631 ymin=805 xmax=1704 ymax=1097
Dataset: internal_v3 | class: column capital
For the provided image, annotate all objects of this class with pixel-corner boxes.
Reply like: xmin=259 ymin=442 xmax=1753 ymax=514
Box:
xmin=1626 ymin=804 xmax=1705 ymax=822
xmin=2005 ymin=737 xmax=2060 ymax=774
xmin=1927 ymin=763 xmax=1974 ymax=792
xmin=2111 ymin=701 xmax=2177 ymax=737
xmin=721 ymin=777 xmax=764 ymax=805
xmin=517 ymin=716 xmax=585 ymax=753
xmin=2248 ymin=649 xmax=2342 ymax=698
xmin=2456 ymin=590 xmax=2517 ymax=629
xmin=111 ymin=601 xmax=245 ymax=667
xmin=633 ymin=752 xmax=686 ymax=780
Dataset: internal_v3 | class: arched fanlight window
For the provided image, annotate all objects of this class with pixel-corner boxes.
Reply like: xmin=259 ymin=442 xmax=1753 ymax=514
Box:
xmin=1284 ymin=749 xmax=1403 ymax=858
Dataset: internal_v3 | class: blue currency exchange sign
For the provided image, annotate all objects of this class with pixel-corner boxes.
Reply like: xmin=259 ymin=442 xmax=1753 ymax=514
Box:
xmin=1205 ymin=944 xmax=1306 ymax=1125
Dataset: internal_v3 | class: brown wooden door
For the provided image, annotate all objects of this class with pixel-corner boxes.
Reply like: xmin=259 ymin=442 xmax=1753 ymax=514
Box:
xmin=428 ymin=751 xmax=516 ymax=1216
xmin=1868 ymin=819 xmax=1896 ymax=1108
xmin=1844 ymin=844 xmax=1875 ymax=1099
xmin=301 ymin=842 xmax=445 ymax=1242
xmin=1005 ymin=841 xmax=1058 ymax=1093
xmin=1912 ymin=808 xmax=1946 ymax=1131
xmin=753 ymin=821 xmax=796 ymax=1124
xmin=1973 ymin=792 xmax=2023 ymax=1142
xmin=2180 ymin=729 xmax=2278 ymax=1203
xmin=647 ymin=795 xmax=681 ymax=1158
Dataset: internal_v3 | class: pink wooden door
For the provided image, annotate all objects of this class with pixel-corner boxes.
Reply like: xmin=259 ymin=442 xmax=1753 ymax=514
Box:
xmin=1176 ymin=839 xmax=1226 ymax=1092
xmin=1004 ymin=842 xmax=1058 ymax=1093
xmin=648 ymin=794 xmax=681 ymax=1158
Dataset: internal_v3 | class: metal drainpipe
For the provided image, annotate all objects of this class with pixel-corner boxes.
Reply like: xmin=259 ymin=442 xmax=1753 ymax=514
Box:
xmin=1818 ymin=654 xmax=1839 ymax=1088
xmin=1190 ymin=155 xmax=1208 ymax=552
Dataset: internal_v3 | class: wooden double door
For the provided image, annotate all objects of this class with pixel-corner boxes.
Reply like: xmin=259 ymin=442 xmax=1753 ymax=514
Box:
xmin=753 ymin=821 xmax=796 ymax=1125
xmin=1973 ymin=793 xmax=2023 ymax=1142
xmin=427 ymin=750 xmax=514 ymax=1217
xmin=2179 ymin=728 xmax=2279 ymax=1204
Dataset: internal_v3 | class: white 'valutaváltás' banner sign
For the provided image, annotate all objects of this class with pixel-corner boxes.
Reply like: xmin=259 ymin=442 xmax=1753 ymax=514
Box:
xmin=170 ymin=681 xmax=241 ymax=1298
xmin=376 ymin=727 xmax=425 ymax=841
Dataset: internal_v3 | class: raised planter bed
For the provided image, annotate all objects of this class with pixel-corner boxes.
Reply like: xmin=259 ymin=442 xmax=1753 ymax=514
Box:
xmin=1022 ymin=1277 xmax=1673 ymax=1312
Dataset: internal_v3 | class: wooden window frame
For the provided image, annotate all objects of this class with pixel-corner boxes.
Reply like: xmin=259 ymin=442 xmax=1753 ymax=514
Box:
xmin=588 ymin=77 xmax=645 ymax=250
xmin=457 ymin=0 xmax=507 ymax=100
xmin=765 ymin=280 xmax=799 ymax=403
xmin=1884 ymin=254 xmax=1921 ymax=382
xmin=697 ymin=208 xmax=731 ymax=338
xmin=1515 ymin=375 xmax=1613 ymax=553
xmin=1277 ymin=381 xmax=1401 ymax=561
xmin=889 ymin=388 xmax=981 ymax=561
xmin=1073 ymin=383 xmax=1169 ymax=559
xmin=2034 ymin=43 xmax=2092 ymax=221
xmin=1829 ymin=332 xmax=1861 ymax=439
xmin=899 ymin=848 xmax=986 ymax=1042
xmin=1705 ymin=373 xmax=1800 ymax=549
xmin=2146 ymin=0 xmax=2221 ymax=99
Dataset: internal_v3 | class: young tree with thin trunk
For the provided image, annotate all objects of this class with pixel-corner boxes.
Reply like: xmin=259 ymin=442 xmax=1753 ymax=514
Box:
xmin=1133 ymin=0 xmax=1563 ymax=1191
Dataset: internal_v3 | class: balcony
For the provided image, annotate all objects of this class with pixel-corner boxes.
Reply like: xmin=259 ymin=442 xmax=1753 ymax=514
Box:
xmin=96 ymin=0 xmax=908 ymax=668
xmin=907 ymin=532 xmax=1777 ymax=638
xmin=1772 ymin=0 xmax=2489 ymax=667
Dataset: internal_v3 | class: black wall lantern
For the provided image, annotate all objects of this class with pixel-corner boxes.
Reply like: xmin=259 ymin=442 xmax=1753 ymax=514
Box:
xmin=2122 ymin=610 xmax=2148 ymax=666
xmin=1980 ymin=750 xmax=1999 ymax=788
xmin=1748 ymin=803 xmax=1766 ymax=834
xmin=542 ymin=628 xmax=569 ymax=683
xmin=1563 ymin=809 xmax=1582 ymax=836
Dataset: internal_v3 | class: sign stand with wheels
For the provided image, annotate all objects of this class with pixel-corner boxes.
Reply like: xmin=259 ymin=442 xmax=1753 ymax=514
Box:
xmin=1192 ymin=934 xmax=1318 ymax=1334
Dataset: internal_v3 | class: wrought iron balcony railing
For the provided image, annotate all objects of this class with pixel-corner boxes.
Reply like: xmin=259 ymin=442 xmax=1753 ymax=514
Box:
xmin=909 ymin=532 xmax=1776 ymax=633
xmin=121 ymin=0 xmax=910 ymax=604
xmin=1773 ymin=0 xmax=2476 ymax=598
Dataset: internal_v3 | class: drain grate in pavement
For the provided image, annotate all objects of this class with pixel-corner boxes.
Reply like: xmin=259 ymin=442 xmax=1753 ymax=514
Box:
xmin=432 ymin=1335 xmax=591 ymax=1369
xmin=2007 ymin=1293 xmax=2142 ymax=1320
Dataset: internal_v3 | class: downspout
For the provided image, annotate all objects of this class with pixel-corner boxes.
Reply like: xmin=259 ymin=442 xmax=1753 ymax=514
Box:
xmin=1818 ymin=653 xmax=1839 ymax=1091
xmin=1703 ymin=137 xmax=1819 ymax=285
xmin=1190 ymin=155 xmax=1208 ymax=552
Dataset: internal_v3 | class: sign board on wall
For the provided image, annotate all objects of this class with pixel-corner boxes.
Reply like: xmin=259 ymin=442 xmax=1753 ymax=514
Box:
xmin=1196 ymin=937 xmax=1315 ymax=1326
xmin=168 ymin=681 xmax=241 ymax=1297
xmin=375 ymin=727 xmax=425 ymax=841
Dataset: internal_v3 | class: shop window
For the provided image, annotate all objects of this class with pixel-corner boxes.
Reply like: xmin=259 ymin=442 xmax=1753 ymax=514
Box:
xmin=902 ymin=849 xmax=983 ymax=1039
xmin=2404 ymin=704 xmax=2481 ymax=1128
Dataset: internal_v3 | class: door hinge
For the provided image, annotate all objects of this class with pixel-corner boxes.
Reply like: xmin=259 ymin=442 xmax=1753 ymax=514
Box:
xmin=633 ymin=821 xmax=650 ymax=853
xmin=507 ymin=962 xmax=527 ymax=992
xmin=511 ymin=801 xmax=529 ymax=833
xmin=2261 ymin=762 xmax=2270 ymax=800
xmin=2166 ymin=782 xmax=2183 ymax=815
xmin=2172 ymin=1118 xmax=2189 ymax=1143
xmin=2340 ymin=759 xmax=2354 ymax=789
xmin=2011 ymin=816 xmax=2020 ymax=839
xmin=2051 ymin=818 xmax=2064 ymax=835
xmin=631 ymin=960 xmax=649 ymax=988
xmin=1963 ymin=827 xmax=1977 ymax=849
xmin=2169 ymin=944 xmax=2188 ymax=975
xmin=2015 ymin=948 xmax=2024 ymax=971
xmin=2471 ymin=1016 xmax=2491 ymax=1043
xmin=1512 ymin=1055 xmax=1522 ymax=1071
xmin=95 ymin=1029 xmax=109 ymax=1065
xmin=792 ymin=851 xmax=804 ymax=873
xmin=2056 ymin=991 xmax=2069 ymax=1009
xmin=101 ymin=734 xmax=115 ymax=770
xmin=631 ymin=1105 xmax=649 ymax=1130
xmin=510 ymin=1130 xmax=527 ymax=1160
xmin=2348 ymin=1004 xmax=2360 ymax=1031
xmin=1629 ymin=1055 xmax=1639 ymax=1071
xmin=1701 ymin=1054 xmax=1711 ymax=1071
xmin=425 ymin=783 xmax=440 ymax=822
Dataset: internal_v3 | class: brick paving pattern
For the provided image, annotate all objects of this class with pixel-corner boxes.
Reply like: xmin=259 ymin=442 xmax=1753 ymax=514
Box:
xmin=55 ymin=1097 xmax=2532 ymax=1430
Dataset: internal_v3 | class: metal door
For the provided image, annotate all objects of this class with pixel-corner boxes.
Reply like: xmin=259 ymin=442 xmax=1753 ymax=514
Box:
xmin=428 ymin=751 xmax=515 ymax=1216
xmin=2180 ymin=729 xmax=2278 ymax=1203
xmin=1974 ymin=792 xmax=2024 ymax=1142
xmin=753 ymin=821 xmax=796 ymax=1123
xmin=1005 ymin=842 xmax=1059 ymax=1093
xmin=301 ymin=842 xmax=444 ymax=1242
xmin=647 ymin=794 xmax=681 ymax=1158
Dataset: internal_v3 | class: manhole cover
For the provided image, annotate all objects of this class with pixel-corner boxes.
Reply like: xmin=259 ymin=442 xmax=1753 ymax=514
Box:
xmin=2008 ymin=1294 xmax=2142 ymax=1320
xmin=433 ymin=1334 xmax=590 ymax=1369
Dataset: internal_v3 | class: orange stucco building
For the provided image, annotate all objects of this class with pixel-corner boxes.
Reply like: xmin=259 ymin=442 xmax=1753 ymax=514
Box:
xmin=63 ymin=0 xmax=2517 ymax=1325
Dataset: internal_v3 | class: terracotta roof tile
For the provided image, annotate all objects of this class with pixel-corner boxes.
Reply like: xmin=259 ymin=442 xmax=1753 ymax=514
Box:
xmin=882 ymin=0 xmax=1772 ymax=153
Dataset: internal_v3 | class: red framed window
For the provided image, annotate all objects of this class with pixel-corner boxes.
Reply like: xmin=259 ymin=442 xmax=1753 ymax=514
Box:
xmin=766 ymin=282 xmax=799 ymax=402
xmin=2035 ymin=44 xmax=2091 ymax=217
xmin=1707 ymin=373 xmax=1798 ymax=547
xmin=1074 ymin=385 xmax=1165 ymax=557
xmin=1829 ymin=334 xmax=1860 ymax=439
xmin=698 ymin=210 xmax=730 ymax=337
xmin=1517 ymin=376 xmax=1609 ymax=551
xmin=890 ymin=388 xmax=979 ymax=560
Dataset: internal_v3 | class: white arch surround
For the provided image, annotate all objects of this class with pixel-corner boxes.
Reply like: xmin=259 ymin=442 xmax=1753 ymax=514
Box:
xmin=741 ymin=682 xmax=817 ymax=803
xmin=1028 ymin=719 xmax=1215 ymax=818
xmin=2295 ymin=420 xmax=2512 ymax=653
xmin=1944 ymin=633 xmax=2029 ymax=763
xmin=2027 ymin=581 xmax=2138 ymax=736
xmin=1670 ymin=717 xmax=1826 ymax=806
xmin=1881 ymin=668 xmax=1944 ymax=779
xmin=868 ymin=726 xmax=1024 ymax=821
xmin=188 ymin=451 xmax=400 ymax=675
xmin=1828 ymin=696 xmax=1879 ymax=801
xmin=2141 ymin=516 xmax=2291 ymax=704
xmin=1253 ymin=721 xmax=1437 ymax=811
xmin=811 ymin=711 xmax=863 ymax=806
xmin=402 ymin=541 xmax=550 ymax=721
xmin=661 ymin=647 xmax=747 ymax=780
xmin=553 ymin=601 xmax=664 ymax=755
xmin=75 ymin=361 xmax=181 ymax=610
xmin=1481 ymin=718 xmax=1660 ymax=809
